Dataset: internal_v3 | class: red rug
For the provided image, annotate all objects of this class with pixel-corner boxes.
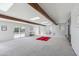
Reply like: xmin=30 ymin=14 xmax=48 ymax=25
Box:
xmin=36 ymin=36 xmax=50 ymax=41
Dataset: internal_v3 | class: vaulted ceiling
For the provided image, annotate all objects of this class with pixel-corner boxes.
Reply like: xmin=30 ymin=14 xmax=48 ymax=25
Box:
xmin=0 ymin=3 xmax=52 ymax=26
xmin=0 ymin=3 xmax=76 ymax=26
xmin=38 ymin=3 xmax=73 ymax=24
xmin=28 ymin=3 xmax=57 ymax=25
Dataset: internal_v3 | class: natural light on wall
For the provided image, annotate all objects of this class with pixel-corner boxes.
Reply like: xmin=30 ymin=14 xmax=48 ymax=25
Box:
xmin=0 ymin=3 xmax=13 ymax=12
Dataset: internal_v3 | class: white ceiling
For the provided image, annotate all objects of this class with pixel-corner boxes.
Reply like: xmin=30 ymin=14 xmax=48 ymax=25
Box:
xmin=39 ymin=3 xmax=74 ymax=24
xmin=0 ymin=3 xmax=51 ymax=25
xmin=0 ymin=3 xmax=76 ymax=25
xmin=0 ymin=3 xmax=13 ymax=12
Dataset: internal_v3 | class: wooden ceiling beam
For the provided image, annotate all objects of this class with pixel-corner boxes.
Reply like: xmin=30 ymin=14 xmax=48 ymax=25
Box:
xmin=28 ymin=3 xmax=58 ymax=25
xmin=0 ymin=13 xmax=46 ymax=26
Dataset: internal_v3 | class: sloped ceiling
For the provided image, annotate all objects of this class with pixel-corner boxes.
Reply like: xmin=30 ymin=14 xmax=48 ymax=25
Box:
xmin=0 ymin=3 xmax=51 ymax=25
xmin=39 ymin=3 xmax=74 ymax=24
xmin=0 ymin=3 xmax=75 ymax=25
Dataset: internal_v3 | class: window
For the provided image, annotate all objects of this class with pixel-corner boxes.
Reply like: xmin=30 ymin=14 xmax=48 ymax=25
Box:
xmin=14 ymin=26 xmax=25 ymax=38
xmin=20 ymin=27 xmax=25 ymax=37
xmin=0 ymin=3 xmax=13 ymax=12
xmin=14 ymin=27 xmax=20 ymax=33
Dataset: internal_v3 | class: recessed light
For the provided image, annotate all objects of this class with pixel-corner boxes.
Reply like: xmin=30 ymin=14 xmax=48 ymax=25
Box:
xmin=0 ymin=3 xmax=13 ymax=12
xmin=41 ymin=22 xmax=48 ymax=24
xmin=30 ymin=17 xmax=40 ymax=20
xmin=41 ymin=22 xmax=51 ymax=25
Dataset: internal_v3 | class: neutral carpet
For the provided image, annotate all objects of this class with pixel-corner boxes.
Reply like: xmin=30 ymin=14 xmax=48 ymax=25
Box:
xmin=0 ymin=36 xmax=76 ymax=56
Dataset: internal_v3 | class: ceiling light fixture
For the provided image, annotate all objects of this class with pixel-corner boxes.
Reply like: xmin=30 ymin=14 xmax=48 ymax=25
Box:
xmin=30 ymin=17 xmax=40 ymax=20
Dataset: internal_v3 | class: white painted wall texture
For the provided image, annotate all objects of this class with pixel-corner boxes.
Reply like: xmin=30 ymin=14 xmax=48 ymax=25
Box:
xmin=0 ymin=19 xmax=32 ymax=42
xmin=71 ymin=4 xmax=79 ymax=55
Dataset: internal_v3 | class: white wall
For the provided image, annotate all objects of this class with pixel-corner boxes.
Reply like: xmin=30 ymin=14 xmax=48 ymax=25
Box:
xmin=71 ymin=4 xmax=79 ymax=55
xmin=32 ymin=24 xmax=63 ymax=37
xmin=0 ymin=20 xmax=14 ymax=41
xmin=0 ymin=18 xmax=32 ymax=42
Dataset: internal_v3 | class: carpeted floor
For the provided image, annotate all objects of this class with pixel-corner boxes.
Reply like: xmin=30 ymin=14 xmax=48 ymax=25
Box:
xmin=0 ymin=36 xmax=76 ymax=56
